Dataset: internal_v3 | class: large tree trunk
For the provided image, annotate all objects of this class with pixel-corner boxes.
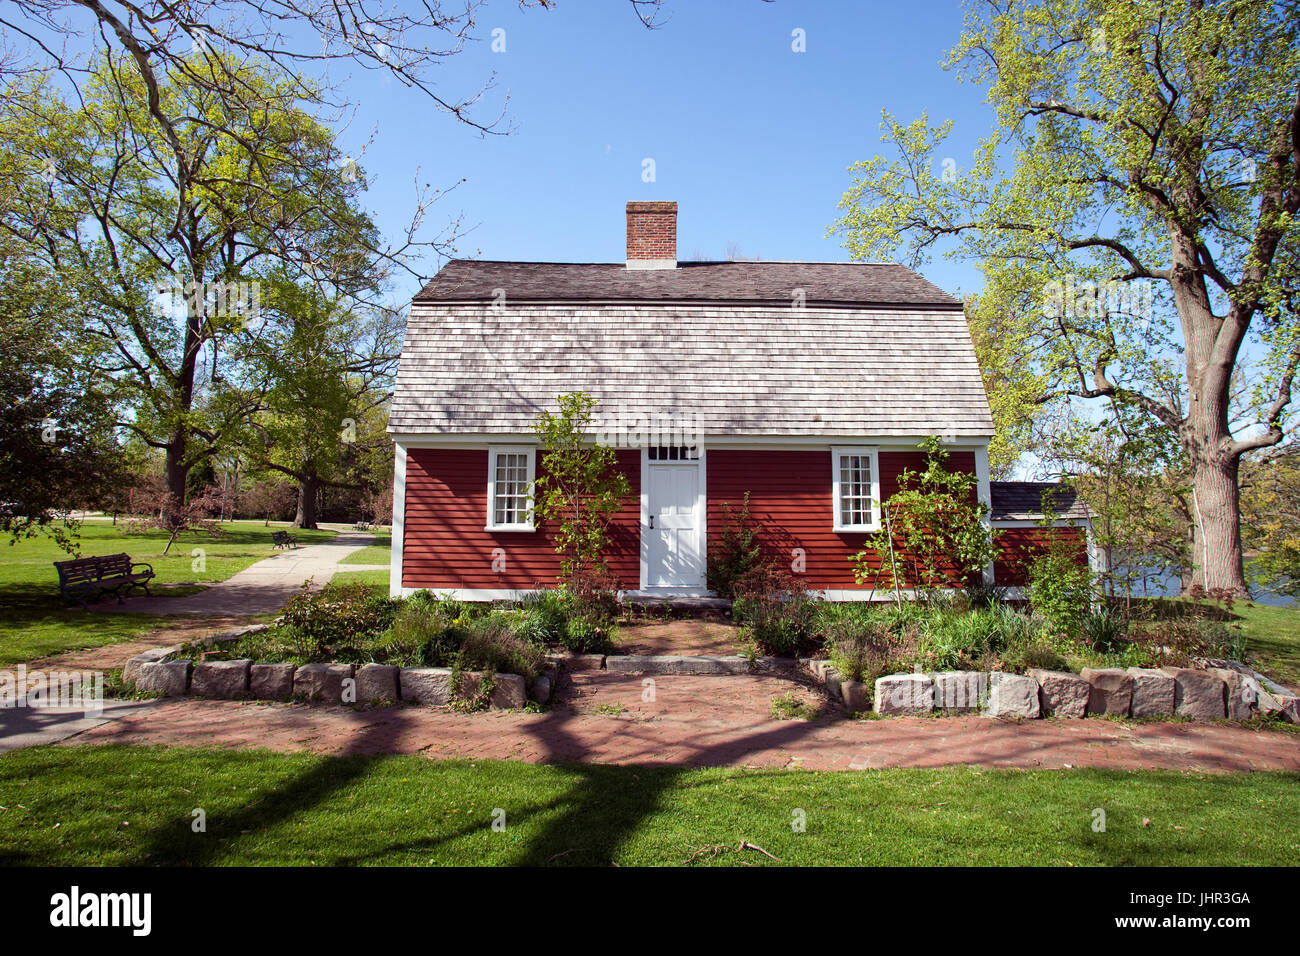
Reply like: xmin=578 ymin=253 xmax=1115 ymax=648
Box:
xmin=1187 ymin=453 xmax=1248 ymax=596
xmin=1176 ymin=242 xmax=1252 ymax=598
xmin=293 ymin=473 xmax=319 ymax=529
xmin=161 ymin=273 xmax=204 ymax=518
xmin=164 ymin=439 xmax=189 ymax=506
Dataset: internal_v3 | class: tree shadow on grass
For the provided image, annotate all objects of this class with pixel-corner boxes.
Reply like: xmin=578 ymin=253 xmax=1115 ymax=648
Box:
xmin=131 ymin=706 xmax=423 ymax=866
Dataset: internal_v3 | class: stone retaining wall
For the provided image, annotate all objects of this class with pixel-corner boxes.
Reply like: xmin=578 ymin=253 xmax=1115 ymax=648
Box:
xmin=807 ymin=658 xmax=1300 ymax=724
xmin=123 ymin=624 xmax=551 ymax=709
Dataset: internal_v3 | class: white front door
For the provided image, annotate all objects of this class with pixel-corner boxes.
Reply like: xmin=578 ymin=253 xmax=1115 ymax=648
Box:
xmin=644 ymin=455 xmax=704 ymax=589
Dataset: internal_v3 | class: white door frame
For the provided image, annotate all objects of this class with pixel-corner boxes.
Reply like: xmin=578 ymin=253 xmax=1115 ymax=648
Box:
xmin=638 ymin=447 xmax=708 ymax=593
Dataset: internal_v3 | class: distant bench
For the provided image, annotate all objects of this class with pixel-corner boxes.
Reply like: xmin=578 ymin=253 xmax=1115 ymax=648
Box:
xmin=353 ymin=520 xmax=371 ymax=531
xmin=271 ymin=530 xmax=298 ymax=550
xmin=54 ymin=553 xmax=155 ymax=608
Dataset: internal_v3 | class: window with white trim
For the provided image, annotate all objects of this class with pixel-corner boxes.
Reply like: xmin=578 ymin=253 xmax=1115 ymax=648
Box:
xmin=486 ymin=445 xmax=535 ymax=531
xmin=831 ymin=446 xmax=881 ymax=532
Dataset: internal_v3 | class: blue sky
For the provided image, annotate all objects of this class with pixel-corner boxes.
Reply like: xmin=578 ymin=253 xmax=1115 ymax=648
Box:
xmin=339 ymin=0 xmax=991 ymax=303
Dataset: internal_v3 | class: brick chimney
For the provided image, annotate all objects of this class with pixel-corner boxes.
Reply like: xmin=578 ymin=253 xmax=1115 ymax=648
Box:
xmin=625 ymin=200 xmax=677 ymax=269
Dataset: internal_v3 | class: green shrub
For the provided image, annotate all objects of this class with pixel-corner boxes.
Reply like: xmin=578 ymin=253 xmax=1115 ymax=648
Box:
xmin=732 ymin=564 xmax=819 ymax=656
xmin=875 ymin=599 xmax=931 ymax=634
xmin=1001 ymin=640 xmax=1068 ymax=673
xmin=515 ymin=590 xmax=570 ymax=645
xmin=1026 ymin=538 xmax=1093 ymax=636
xmin=707 ymin=492 xmax=764 ymax=600
xmin=384 ymin=598 xmax=466 ymax=667
xmin=826 ymin=615 xmax=894 ymax=684
xmin=457 ymin=613 xmax=546 ymax=680
xmin=563 ymin=614 xmax=614 ymax=654
xmin=1082 ymin=606 xmax=1128 ymax=654
xmin=918 ymin=608 xmax=1000 ymax=670
xmin=851 ymin=437 xmax=996 ymax=594
xmin=987 ymin=603 xmax=1051 ymax=654
xmin=278 ymin=584 xmax=401 ymax=660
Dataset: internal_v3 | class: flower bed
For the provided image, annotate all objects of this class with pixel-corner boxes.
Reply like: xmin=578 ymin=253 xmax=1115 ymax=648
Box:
xmin=119 ymin=584 xmax=607 ymax=709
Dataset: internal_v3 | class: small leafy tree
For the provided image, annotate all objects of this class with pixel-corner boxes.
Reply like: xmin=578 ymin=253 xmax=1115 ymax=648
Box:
xmin=852 ymin=437 xmax=996 ymax=595
xmin=706 ymin=492 xmax=764 ymax=599
xmin=242 ymin=479 xmax=297 ymax=526
xmin=125 ymin=477 xmax=227 ymax=554
xmin=533 ymin=392 xmax=632 ymax=589
xmin=1240 ymin=445 xmax=1300 ymax=598
xmin=1025 ymin=494 xmax=1094 ymax=636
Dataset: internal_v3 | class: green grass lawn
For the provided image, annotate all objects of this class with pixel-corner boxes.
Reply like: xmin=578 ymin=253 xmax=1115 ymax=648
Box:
xmin=339 ymin=532 xmax=390 ymax=566
xmin=0 ymin=745 xmax=1296 ymax=866
xmin=1234 ymin=602 xmax=1300 ymax=689
xmin=0 ymin=520 xmax=336 ymax=666
xmin=329 ymin=568 xmax=389 ymax=589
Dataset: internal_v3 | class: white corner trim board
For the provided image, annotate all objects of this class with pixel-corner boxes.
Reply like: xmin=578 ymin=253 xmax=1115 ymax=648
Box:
xmin=390 ymin=442 xmax=408 ymax=599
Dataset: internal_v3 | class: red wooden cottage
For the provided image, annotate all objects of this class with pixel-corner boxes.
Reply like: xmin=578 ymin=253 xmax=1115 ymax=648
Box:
xmin=388 ymin=201 xmax=1094 ymax=600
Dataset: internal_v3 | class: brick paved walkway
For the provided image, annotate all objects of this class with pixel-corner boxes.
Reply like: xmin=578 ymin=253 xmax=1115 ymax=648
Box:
xmin=615 ymin=620 xmax=743 ymax=656
xmin=68 ymin=673 xmax=1300 ymax=772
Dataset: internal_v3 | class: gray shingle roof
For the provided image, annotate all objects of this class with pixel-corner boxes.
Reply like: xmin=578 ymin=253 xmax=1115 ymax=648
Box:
xmin=990 ymin=481 xmax=1091 ymax=521
xmin=415 ymin=260 xmax=963 ymax=308
xmin=391 ymin=290 xmax=994 ymax=438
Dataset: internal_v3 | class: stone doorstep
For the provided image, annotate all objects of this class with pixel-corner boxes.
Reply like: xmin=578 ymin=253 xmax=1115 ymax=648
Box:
xmin=604 ymin=654 xmax=791 ymax=676
xmin=549 ymin=653 xmax=605 ymax=672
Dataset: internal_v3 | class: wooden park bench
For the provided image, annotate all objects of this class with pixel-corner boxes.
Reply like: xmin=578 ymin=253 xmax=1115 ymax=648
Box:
xmin=271 ymin=530 xmax=298 ymax=550
xmin=54 ymin=553 xmax=156 ymax=608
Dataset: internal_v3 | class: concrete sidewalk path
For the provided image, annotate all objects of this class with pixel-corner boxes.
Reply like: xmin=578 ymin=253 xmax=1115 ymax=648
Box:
xmin=0 ymin=699 xmax=162 ymax=754
xmin=99 ymin=529 xmax=379 ymax=617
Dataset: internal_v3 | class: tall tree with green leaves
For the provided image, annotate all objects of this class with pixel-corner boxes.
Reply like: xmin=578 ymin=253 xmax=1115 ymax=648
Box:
xmin=0 ymin=230 xmax=131 ymax=549
xmin=831 ymin=0 xmax=1300 ymax=596
xmin=533 ymin=392 xmax=632 ymax=589
xmin=241 ymin=278 xmax=399 ymax=528
xmin=0 ymin=54 xmax=391 ymax=510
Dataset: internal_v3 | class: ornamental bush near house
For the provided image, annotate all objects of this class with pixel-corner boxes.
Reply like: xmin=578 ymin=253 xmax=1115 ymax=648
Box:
xmin=706 ymin=492 xmax=764 ymax=600
xmin=516 ymin=590 xmax=569 ymax=644
xmin=918 ymin=608 xmax=998 ymax=670
xmin=383 ymin=596 xmax=470 ymax=667
xmin=562 ymin=614 xmax=613 ymax=654
xmin=279 ymin=583 xmax=401 ymax=658
xmin=1024 ymin=503 xmax=1094 ymax=636
xmin=456 ymin=613 xmax=546 ymax=682
xmin=732 ymin=563 xmax=820 ymax=656
xmin=850 ymin=437 xmax=996 ymax=596
xmin=532 ymin=391 xmax=632 ymax=589
xmin=827 ymin=616 xmax=897 ymax=684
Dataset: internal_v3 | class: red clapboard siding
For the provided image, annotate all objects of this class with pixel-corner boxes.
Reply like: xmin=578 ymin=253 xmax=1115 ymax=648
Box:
xmin=705 ymin=449 xmax=977 ymax=591
xmin=402 ymin=448 xmax=641 ymax=590
xmin=994 ymin=526 xmax=1087 ymax=587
